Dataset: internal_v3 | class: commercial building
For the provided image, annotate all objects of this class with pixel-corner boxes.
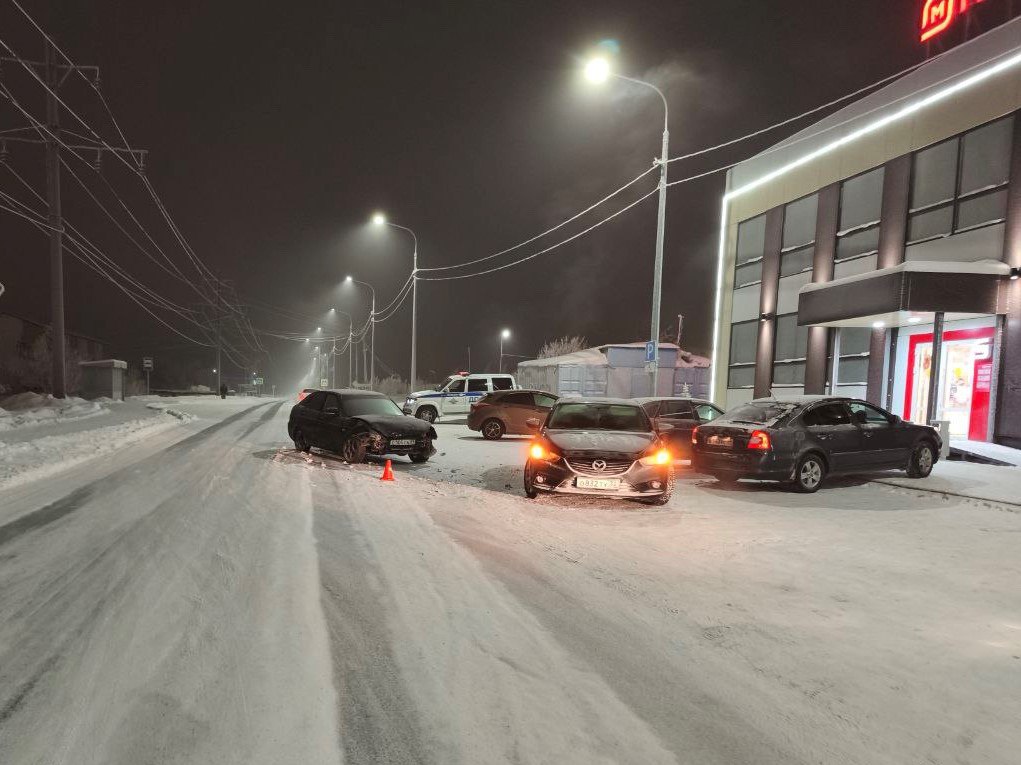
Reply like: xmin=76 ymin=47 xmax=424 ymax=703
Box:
xmin=712 ymin=17 xmax=1021 ymax=447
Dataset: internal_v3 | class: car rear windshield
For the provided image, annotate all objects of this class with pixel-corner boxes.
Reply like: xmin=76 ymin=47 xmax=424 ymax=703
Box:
xmin=725 ymin=401 xmax=797 ymax=425
xmin=547 ymin=403 xmax=649 ymax=432
xmin=343 ymin=396 xmax=403 ymax=417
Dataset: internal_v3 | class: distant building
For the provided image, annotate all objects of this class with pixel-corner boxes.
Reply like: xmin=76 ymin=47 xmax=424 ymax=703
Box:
xmin=0 ymin=313 xmax=107 ymax=394
xmin=517 ymin=342 xmax=710 ymax=399
xmin=713 ymin=18 xmax=1021 ymax=447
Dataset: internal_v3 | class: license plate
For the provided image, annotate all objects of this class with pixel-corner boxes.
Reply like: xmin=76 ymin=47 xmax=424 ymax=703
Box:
xmin=576 ymin=477 xmax=621 ymax=491
xmin=390 ymin=439 xmax=416 ymax=447
xmin=707 ymin=435 xmax=733 ymax=447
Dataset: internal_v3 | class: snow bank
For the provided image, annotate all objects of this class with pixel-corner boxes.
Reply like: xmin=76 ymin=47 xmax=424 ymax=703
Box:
xmin=0 ymin=411 xmax=185 ymax=490
xmin=0 ymin=392 xmax=107 ymax=432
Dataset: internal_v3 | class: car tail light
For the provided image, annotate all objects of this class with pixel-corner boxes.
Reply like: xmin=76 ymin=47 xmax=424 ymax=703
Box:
xmin=747 ymin=430 xmax=772 ymax=451
xmin=691 ymin=425 xmax=699 ymax=445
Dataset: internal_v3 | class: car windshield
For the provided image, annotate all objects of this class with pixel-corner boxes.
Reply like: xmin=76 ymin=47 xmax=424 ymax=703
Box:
xmin=343 ymin=396 xmax=404 ymax=417
xmin=547 ymin=403 xmax=649 ymax=432
xmin=725 ymin=401 xmax=797 ymax=425
xmin=435 ymin=376 xmax=456 ymax=391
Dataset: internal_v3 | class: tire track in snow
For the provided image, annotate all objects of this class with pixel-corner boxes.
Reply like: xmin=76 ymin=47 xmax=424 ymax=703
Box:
xmin=311 ymin=473 xmax=431 ymax=765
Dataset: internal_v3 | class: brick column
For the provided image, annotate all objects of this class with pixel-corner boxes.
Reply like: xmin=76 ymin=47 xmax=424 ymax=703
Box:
xmin=804 ymin=183 xmax=839 ymax=393
xmin=867 ymin=155 xmax=912 ymax=404
xmin=996 ymin=113 xmax=1021 ymax=447
xmin=754 ymin=207 xmax=784 ymax=398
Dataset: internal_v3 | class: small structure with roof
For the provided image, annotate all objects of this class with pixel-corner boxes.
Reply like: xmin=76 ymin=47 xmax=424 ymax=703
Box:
xmin=517 ymin=342 xmax=711 ymax=400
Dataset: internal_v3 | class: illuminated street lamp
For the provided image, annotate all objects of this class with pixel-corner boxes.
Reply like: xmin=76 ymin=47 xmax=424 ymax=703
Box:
xmin=499 ymin=328 xmax=511 ymax=373
xmin=346 ymin=275 xmax=377 ymax=385
xmin=372 ymin=212 xmax=419 ymax=388
xmin=585 ymin=53 xmax=670 ymax=395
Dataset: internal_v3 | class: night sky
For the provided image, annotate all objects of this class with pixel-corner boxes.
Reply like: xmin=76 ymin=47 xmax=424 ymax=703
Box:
xmin=2 ymin=1 xmax=1007 ymax=390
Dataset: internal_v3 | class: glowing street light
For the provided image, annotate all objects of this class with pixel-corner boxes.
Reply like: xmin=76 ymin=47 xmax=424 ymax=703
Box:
xmin=499 ymin=328 xmax=512 ymax=373
xmin=371 ymin=212 xmax=419 ymax=389
xmin=584 ymin=57 xmax=610 ymax=83
xmin=585 ymin=51 xmax=670 ymax=395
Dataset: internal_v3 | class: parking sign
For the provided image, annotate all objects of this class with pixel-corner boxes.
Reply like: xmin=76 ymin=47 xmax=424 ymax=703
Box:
xmin=645 ymin=341 xmax=657 ymax=363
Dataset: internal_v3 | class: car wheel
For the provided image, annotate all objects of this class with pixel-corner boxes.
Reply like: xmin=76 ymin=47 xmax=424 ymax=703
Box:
xmin=341 ymin=432 xmax=369 ymax=464
xmin=293 ymin=429 xmax=310 ymax=453
xmin=523 ymin=461 xmax=539 ymax=499
xmin=409 ymin=450 xmax=430 ymax=464
xmin=482 ymin=418 xmax=505 ymax=440
xmin=416 ymin=406 xmax=437 ymax=423
xmin=906 ymin=441 xmax=936 ymax=478
xmin=793 ymin=453 xmax=826 ymax=493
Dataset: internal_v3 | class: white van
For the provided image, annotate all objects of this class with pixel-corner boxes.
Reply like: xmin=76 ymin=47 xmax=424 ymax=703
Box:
xmin=403 ymin=373 xmax=517 ymax=422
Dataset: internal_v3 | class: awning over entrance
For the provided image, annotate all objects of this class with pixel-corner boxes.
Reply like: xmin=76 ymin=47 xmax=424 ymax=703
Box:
xmin=797 ymin=260 xmax=1011 ymax=327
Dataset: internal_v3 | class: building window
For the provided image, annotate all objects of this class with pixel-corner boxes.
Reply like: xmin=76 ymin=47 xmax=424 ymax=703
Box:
xmin=836 ymin=167 xmax=884 ymax=263
xmin=735 ymin=215 xmax=766 ymax=287
xmin=908 ymin=116 xmax=1014 ymax=244
xmin=772 ymin=313 xmax=808 ymax=386
xmin=780 ymin=194 xmax=817 ymax=278
xmin=728 ymin=319 xmax=758 ymax=388
xmin=826 ymin=327 xmax=871 ymax=387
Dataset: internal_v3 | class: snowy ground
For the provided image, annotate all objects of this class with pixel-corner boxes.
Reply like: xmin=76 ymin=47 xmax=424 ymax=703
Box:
xmin=1 ymin=404 xmax=1019 ymax=764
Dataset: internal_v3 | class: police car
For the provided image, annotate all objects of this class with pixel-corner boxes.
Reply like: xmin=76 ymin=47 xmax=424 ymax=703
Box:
xmin=404 ymin=372 xmax=517 ymax=422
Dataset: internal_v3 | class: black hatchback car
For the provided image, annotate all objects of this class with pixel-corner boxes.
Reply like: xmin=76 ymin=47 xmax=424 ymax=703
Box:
xmin=288 ymin=389 xmax=437 ymax=463
xmin=524 ymin=398 xmax=674 ymax=505
xmin=692 ymin=396 xmax=941 ymax=492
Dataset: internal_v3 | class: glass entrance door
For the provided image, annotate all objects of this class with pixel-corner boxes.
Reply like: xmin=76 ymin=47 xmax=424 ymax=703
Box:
xmin=904 ymin=327 xmax=994 ymax=441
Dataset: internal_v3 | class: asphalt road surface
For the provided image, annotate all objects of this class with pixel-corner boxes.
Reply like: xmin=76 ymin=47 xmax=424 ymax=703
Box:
xmin=1 ymin=401 xmax=1019 ymax=764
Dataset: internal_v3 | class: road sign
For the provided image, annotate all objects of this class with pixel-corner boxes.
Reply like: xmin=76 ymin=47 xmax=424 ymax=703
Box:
xmin=142 ymin=356 xmax=154 ymax=371
xmin=254 ymin=377 xmax=264 ymax=386
xmin=645 ymin=341 xmax=657 ymax=363
xmin=645 ymin=361 xmax=657 ymax=374
xmin=320 ymin=378 xmax=329 ymax=387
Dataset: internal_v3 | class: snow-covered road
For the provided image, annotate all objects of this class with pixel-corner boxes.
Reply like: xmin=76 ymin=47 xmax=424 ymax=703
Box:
xmin=1 ymin=402 xmax=1019 ymax=764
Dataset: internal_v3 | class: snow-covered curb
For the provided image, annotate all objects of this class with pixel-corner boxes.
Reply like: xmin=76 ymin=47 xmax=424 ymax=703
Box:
xmin=0 ymin=412 xmax=186 ymax=491
xmin=145 ymin=402 xmax=196 ymax=422
xmin=0 ymin=392 xmax=108 ymax=432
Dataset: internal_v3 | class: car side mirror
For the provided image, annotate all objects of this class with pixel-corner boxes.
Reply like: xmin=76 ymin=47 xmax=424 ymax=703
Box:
xmin=890 ymin=414 xmax=902 ymax=425
xmin=525 ymin=417 xmax=541 ymax=431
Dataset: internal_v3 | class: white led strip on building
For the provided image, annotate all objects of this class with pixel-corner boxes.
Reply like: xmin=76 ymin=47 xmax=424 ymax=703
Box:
xmin=709 ymin=47 xmax=1021 ymax=398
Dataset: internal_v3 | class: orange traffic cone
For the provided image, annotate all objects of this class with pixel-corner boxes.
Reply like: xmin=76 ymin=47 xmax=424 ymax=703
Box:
xmin=380 ymin=459 xmax=395 ymax=481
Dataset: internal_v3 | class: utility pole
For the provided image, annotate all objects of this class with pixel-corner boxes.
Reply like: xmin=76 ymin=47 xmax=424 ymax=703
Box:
xmin=348 ymin=326 xmax=353 ymax=387
xmin=2 ymin=38 xmax=146 ymax=398
xmin=676 ymin=314 xmax=684 ymax=347
xmin=44 ymin=40 xmax=65 ymax=398
xmin=215 ymin=281 xmax=222 ymax=394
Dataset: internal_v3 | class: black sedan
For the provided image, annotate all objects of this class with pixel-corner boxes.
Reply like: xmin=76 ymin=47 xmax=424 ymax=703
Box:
xmin=692 ymin=396 xmax=941 ymax=493
xmin=524 ymin=398 xmax=674 ymax=505
xmin=635 ymin=397 xmax=724 ymax=459
xmin=288 ymin=389 xmax=437 ymax=463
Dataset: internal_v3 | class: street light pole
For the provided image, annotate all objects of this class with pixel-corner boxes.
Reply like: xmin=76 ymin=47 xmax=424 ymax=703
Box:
xmin=587 ymin=60 xmax=670 ymax=395
xmin=373 ymin=215 xmax=418 ymax=389
xmin=499 ymin=328 xmax=511 ymax=373
xmin=346 ymin=276 xmax=377 ymax=386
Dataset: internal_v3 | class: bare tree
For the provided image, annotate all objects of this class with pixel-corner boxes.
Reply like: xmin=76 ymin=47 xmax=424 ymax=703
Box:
xmin=537 ymin=335 xmax=587 ymax=359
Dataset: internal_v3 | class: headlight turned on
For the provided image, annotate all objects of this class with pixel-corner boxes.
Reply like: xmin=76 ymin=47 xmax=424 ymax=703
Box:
xmin=529 ymin=443 xmax=560 ymax=462
xmin=639 ymin=447 xmax=671 ymax=466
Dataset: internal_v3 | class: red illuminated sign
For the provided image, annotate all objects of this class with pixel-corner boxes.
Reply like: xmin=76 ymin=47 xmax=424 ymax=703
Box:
xmin=921 ymin=0 xmax=989 ymax=42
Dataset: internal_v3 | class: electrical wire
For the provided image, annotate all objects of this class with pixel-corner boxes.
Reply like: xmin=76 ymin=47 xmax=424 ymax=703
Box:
xmin=417 ymin=165 xmax=657 ymax=273
xmin=418 ymin=187 xmax=658 ymax=282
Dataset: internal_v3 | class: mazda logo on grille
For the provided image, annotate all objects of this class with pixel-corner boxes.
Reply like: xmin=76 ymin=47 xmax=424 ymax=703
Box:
xmin=591 ymin=460 xmax=607 ymax=472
